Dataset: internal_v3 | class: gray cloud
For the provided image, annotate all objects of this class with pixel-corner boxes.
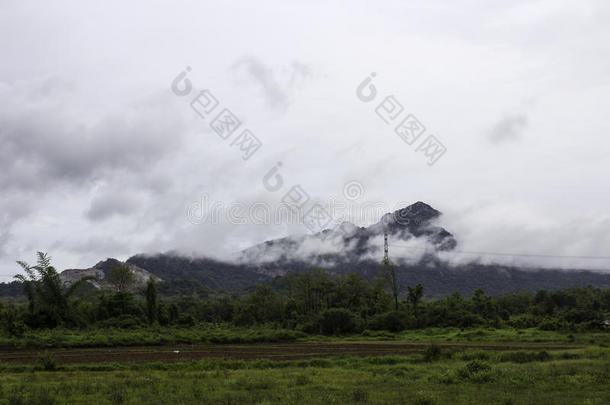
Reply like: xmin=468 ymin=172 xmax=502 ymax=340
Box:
xmin=0 ymin=77 xmax=187 ymax=259
xmin=487 ymin=114 xmax=528 ymax=144
xmin=232 ymin=57 xmax=312 ymax=111
xmin=0 ymin=78 xmax=185 ymax=192
xmin=86 ymin=190 xmax=141 ymax=222
xmin=1 ymin=0 xmax=610 ymax=278
xmin=233 ymin=56 xmax=288 ymax=110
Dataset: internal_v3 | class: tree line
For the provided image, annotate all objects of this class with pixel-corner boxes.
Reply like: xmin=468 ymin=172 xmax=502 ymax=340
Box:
xmin=1 ymin=252 xmax=609 ymax=336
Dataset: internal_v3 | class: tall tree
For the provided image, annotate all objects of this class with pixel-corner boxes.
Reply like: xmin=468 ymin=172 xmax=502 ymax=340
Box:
xmin=107 ymin=264 xmax=136 ymax=292
xmin=407 ymin=284 xmax=424 ymax=318
xmin=145 ymin=277 xmax=158 ymax=324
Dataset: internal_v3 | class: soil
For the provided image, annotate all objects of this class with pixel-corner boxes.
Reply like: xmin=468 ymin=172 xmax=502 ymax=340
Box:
xmin=0 ymin=342 xmax=580 ymax=365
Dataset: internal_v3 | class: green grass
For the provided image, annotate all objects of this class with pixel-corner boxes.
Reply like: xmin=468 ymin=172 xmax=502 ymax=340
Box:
xmin=0 ymin=347 xmax=608 ymax=404
xmin=307 ymin=327 xmax=610 ymax=348
xmin=1 ymin=326 xmax=608 ymax=349
xmin=0 ymin=326 xmax=306 ymax=349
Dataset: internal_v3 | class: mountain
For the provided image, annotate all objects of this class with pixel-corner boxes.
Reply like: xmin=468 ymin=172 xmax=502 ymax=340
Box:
xmin=124 ymin=201 xmax=610 ymax=296
xmin=125 ymin=254 xmax=271 ymax=295
xmin=60 ymin=258 xmax=159 ymax=290
xmin=239 ymin=201 xmax=456 ymax=271
xmin=24 ymin=201 xmax=610 ymax=297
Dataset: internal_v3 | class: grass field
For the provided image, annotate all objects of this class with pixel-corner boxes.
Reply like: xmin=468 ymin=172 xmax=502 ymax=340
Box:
xmin=0 ymin=345 xmax=608 ymax=404
xmin=1 ymin=326 xmax=608 ymax=349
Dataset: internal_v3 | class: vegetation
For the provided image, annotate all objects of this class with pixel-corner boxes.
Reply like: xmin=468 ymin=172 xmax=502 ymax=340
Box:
xmin=2 ymin=253 xmax=609 ymax=339
xmin=1 ymin=252 xmax=608 ymax=404
xmin=107 ymin=264 xmax=137 ymax=292
xmin=12 ymin=252 xmax=93 ymax=328
xmin=0 ymin=347 xmax=607 ymax=404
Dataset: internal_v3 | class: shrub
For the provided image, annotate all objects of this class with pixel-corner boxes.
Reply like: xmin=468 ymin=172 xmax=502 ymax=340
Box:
xmin=457 ymin=360 xmax=493 ymax=382
xmin=368 ymin=311 xmax=408 ymax=332
xmin=295 ymin=374 xmax=312 ymax=386
xmin=497 ymin=351 xmax=550 ymax=364
xmin=538 ymin=319 xmax=562 ymax=331
xmin=39 ymin=351 xmax=57 ymax=371
xmin=456 ymin=350 xmax=490 ymax=361
xmin=177 ymin=314 xmax=196 ymax=327
xmin=309 ymin=359 xmax=331 ymax=368
xmin=423 ymin=344 xmax=442 ymax=362
xmin=317 ymin=308 xmax=361 ymax=335
xmin=7 ymin=389 xmax=25 ymax=405
xmin=412 ymin=392 xmax=436 ymax=405
xmin=31 ymin=387 xmax=56 ymax=405
xmin=465 ymin=359 xmax=491 ymax=374
xmin=234 ymin=376 xmax=273 ymax=391
xmin=367 ymin=356 xmax=405 ymax=365
xmin=351 ymin=388 xmax=369 ymax=402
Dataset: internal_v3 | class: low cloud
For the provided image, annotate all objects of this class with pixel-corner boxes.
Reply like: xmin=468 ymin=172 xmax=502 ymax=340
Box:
xmin=439 ymin=202 xmax=610 ymax=271
xmin=487 ymin=114 xmax=528 ymax=144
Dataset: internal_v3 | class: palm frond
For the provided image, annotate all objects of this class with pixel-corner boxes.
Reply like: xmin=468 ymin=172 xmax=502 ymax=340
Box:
xmin=16 ymin=260 xmax=36 ymax=280
xmin=64 ymin=276 xmax=95 ymax=298
xmin=36 ymin=251 xmax=51 ymax=270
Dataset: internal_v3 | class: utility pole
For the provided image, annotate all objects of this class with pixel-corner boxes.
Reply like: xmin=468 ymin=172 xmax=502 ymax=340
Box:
xmin=382 ymin=232 xmax=399 ymax=310
xmin=383 ymin=232 xmax=389 ymax=264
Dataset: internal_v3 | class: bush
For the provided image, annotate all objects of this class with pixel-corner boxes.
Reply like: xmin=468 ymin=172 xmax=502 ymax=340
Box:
xmin=294 ymin=374 xmax=311 ymax=386
xmin=497 ymin=351 xmax=551 ymax=363
xmin=97 ymin=315 xmax=143 ymax=329
xmin=456 ymin=350 xmax=490 ymax=361
xmin=538 ymin=319 xmax=562 ymax=331
xmin=351 ymin=388 xmax=369 ymax=402
xmin=368 ymin=311 xmax=408 ymax=332
xmin=412 ymin=392 xmax=436 ymax=405
xmin=317 ymin=308 xmax=361 ymax=335
xmin=465 ymin=359 xmax=491 ymax=374
xmin=423 ymin=344 xmax=442 ymax=362
xmin=39 ymin=351 xmax=57 ymax=371
xmin=457 ymin=360 xmax=493 ymax=382
xmin=31 ymin=387 xmax=56 ymax=405
xmin=507 ymin=314 xmax=539 ymax=329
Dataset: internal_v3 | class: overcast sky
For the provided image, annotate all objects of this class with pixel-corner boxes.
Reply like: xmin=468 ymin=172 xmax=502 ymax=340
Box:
xmin=2 ymin=0 xmax=610 ymax=280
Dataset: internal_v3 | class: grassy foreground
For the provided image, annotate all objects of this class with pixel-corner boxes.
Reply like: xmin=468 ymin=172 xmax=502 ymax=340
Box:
xmin=1 ymin=326 xmax=609 ymax=349
xmin=0 ymin=346 xmax=608 ymax=404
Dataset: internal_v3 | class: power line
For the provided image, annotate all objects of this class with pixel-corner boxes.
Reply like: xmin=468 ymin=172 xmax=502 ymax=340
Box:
xmin=388 ymin=243 xmax=610 ymax=261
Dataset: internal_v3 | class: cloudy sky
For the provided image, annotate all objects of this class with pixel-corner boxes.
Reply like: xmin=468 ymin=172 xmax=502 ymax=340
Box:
xmin=2 ymin=0 xmax=610 ymax=280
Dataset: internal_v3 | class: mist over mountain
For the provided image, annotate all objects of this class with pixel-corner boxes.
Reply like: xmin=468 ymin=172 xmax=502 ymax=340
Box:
xmin=238 ymin=201 xmax=456 ymax=268
xmin=41 ymin=202 xmax=610 ymax=297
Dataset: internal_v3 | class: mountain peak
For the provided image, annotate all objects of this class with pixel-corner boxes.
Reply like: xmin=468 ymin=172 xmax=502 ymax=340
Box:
xmin=394 ymin=201 xmax=441 ymax=222
xmin=376 ymin=201 xmax=441 ymax=230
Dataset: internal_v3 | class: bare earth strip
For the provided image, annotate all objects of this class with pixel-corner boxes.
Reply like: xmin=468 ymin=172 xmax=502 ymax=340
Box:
xmin=0 ymin=342 xmax=581 ymax=365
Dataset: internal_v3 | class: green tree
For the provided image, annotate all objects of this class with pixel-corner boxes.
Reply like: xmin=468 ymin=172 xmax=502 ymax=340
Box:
xmin=473 ymin=288 xmax=495 ymax=319
xmin=290 ymin=270 xmax=335 ymax=316
xmin=407 ymin=284 xmax=424 ymax=318
xmin=235 ymin=285 xmax=285 ymax=325
xmin=335 ymin=273 xmax=372 ymax=316
xmin=317 ymin=308 xmax=360 ymax=335
xmin=14 ymin=252 xmax=92 ymax=327
xmin=382 ymin=258 xmax=399 ymax=310
xmin=145 ymin=278 xmax=158 ymax=324
xmin=107 ymin=264 xmax=136 ymax=292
